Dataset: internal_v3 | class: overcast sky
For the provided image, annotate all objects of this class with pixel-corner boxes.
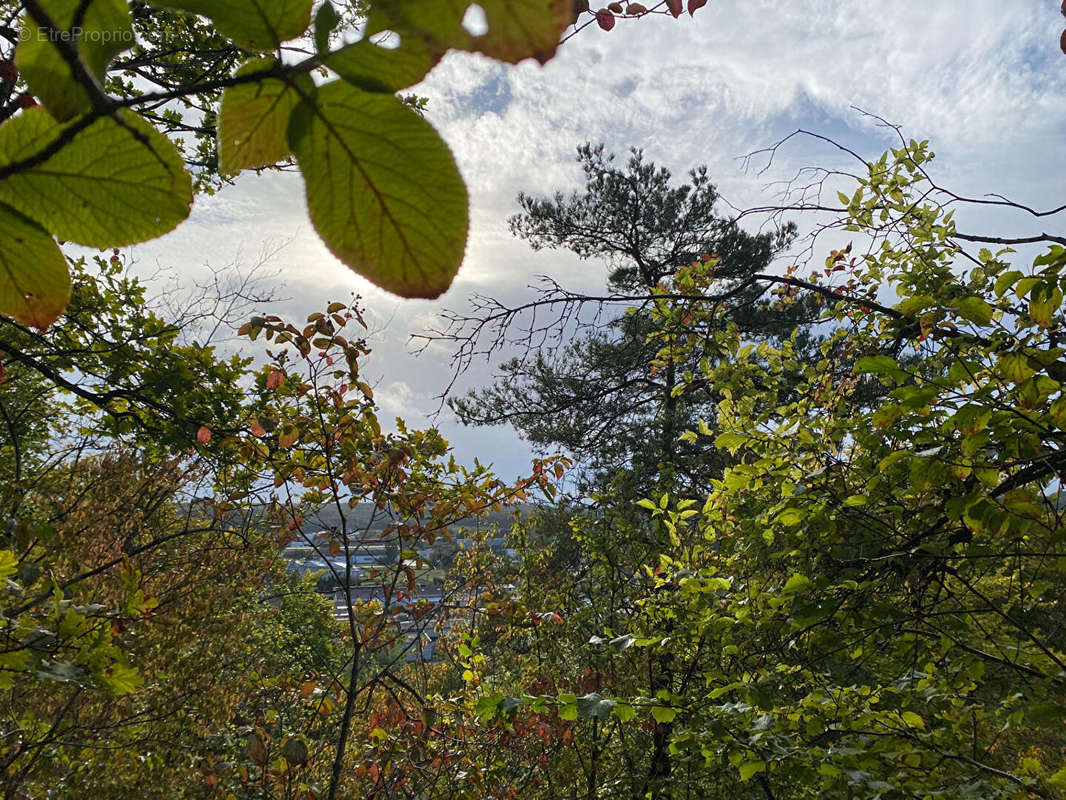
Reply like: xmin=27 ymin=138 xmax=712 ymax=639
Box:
xmin=133 ymin=1 xmax=1066 ymax=481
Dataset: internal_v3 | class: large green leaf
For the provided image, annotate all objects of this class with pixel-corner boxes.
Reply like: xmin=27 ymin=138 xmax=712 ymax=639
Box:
xmin=148 ymin=0 xmax=313 ymax=52
xmin=326 ymin=34 xmax=443 ymax=94
xmin=288 ymin=81 xmax=468 ymax=299
xmin=15 ymin=0 xmax=133 ymax=121
xmin=0 ymin=202 xmax=70 ymax=329
xmin=368 ymin=0 xmax=571 ymax=65
xmin=0 ymin=108 xmax=192 ymax=248
xmin=218 ymin=59 xmax=312 ymax=173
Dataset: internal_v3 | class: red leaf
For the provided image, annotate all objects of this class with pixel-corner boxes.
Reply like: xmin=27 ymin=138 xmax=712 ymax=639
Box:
xmin=665 ymin=0 xmax=682 ymax=17
xmin=196 ymin=425 xmax=212 ymax=444
xmin=688 ymin=0 xmax=706 ymax=14
xmin=595 ymin=8 xmax=615 ymax=29
xmin=1061 ymin=28 xmax=1066 ymax=55
xmin=607 ymin=1 xmax=623 ymax=11
xmin=250 ymin=419 xmax=267 ymax=437
xmin=266 ymin=369 xmax=284 ymax=389
xmin=625 ymin=2 xmax=646 ymax=12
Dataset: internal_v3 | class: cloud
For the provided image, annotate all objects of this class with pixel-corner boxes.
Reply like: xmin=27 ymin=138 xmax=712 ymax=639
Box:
xmin=127 ymin=1 xmax=1066 ymax=477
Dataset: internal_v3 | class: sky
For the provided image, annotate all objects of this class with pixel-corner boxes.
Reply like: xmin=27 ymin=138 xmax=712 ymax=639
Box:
xmin=132 ymin=0 xmax=1066 ymax=481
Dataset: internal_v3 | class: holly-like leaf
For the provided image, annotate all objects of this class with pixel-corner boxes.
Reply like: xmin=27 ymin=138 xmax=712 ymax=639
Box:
xmin=0 ymin=202 xmax=70 ymax=329
xmin=0 ymin=108 xmax=192 ymax=247
xmin=218 ymin=59 xmax=313 ymax=173
xmin=148 ymin=0 xmax=314 ymax=52
xmin=288 ymin=81 xmax=468 ymax=299
xmin=15 ymin=0 xmax=133 ymax=121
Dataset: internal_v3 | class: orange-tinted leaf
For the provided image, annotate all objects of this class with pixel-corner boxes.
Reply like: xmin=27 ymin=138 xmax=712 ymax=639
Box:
xmin=278 ymin=425 xmax=298 ymax=449
xmin=266 ymin=369 xmax=284 ymax=389
xmin=196 ymin=425 xmax=212 ymax=444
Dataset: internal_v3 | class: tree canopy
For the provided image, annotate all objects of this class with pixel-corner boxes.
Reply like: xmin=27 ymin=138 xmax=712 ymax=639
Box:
xmin=2 ymin=4 xmax=1065 ymax=799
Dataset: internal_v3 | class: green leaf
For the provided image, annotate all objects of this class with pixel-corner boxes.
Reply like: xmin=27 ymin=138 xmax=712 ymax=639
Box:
xmin=0 ymin=647 xmax=29 ymax=689
xmin=714 ymin=432 xmax=747 ymax=454
xmin=475 ymin=693 xmax=503 ymax=718
xmin=327 ymin=35 xmax=442 ymax=94
xmin=98 ymin=661 xmax=143 ymax=695
xmin=558 ymin=699 xmax=578 ymax=721
xmin=898 ymin=294 xmax=934 ymax=316
xmin=0 ymin=108 xmax=192 ymax=247
xmin=612 ymin=703 xmax=637 ymax=722
xmin=900 ymin=710 xmax=925 ymax=729
xmin=650 ymin=705 xmax=677 ymax=723
xmin=1048 ymin=768 xmax=1066 ymax=789
xmin=313 ymin=0 xmax=339 ymax=53
xmin=282 ymin=737 xmax=309 ymax=766
xmin=149 ymin=0 xmax=313 ymax=52
xmin=0 ymin=549 xmax=18 ymax=581
xmin=0 ymin=203 xmax=70 ymax=329
xmin=782 ymin=574 xmax=812 ymax=596
xmin=854 ymin=355 xmax=898 ymax=375
xmin=218 ymin=59 xmax=312 ymax=173
xmin=288 ymin=81 xmax=468 ymax=299
xmin=1015 ymin=277 xmax=1041 ymax=299
xmin=367 ymin=0 xmax=571 ymax=66
xmin=956 ymin=296 xmax=993 ymax=326
xmin=776 ymin=508 xmax=805 ymax=527
xmin=1030 ymin=289 xmax=1062 ymax=328
xmin=15 ymin=0 xmax=133 ymax=121
xmin=738 ymin=761 xmax=766 ymax=782
xmin=997 ymin=352 xmax=1036 ymax=384
xmin=994 ymin=270 xmax=1023 ymax=298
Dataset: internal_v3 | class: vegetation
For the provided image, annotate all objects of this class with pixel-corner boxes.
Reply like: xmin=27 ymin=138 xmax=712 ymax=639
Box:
xmin=1 ymin=2 xmax=1065 ymax=799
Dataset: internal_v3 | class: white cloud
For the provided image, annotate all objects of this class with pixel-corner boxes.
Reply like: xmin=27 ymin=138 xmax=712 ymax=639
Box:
xmin=129 ymin=1 xmax=1066 ymax=477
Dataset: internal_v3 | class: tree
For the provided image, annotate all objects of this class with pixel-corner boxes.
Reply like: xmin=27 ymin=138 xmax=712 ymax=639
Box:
xmin=449 ymin=143 xmax=817 ymax=496
xmin=467 ymin=133 xmax=1066 ymax=800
